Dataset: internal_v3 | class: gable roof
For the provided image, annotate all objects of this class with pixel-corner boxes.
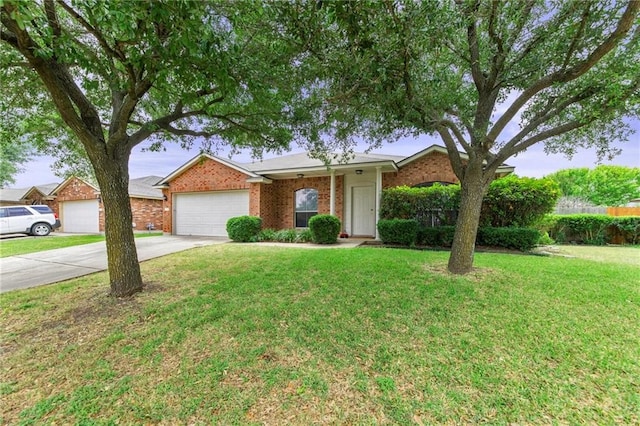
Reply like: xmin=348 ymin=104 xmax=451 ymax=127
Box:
xmin=0 ymin=182 xmax=59 ymax=203
xmin=0 ymin=187 xmax=30 ymax=203
xmin=128 ymin=176 xmax=164 ymax=199
xmin=50 ymin=176 xmax=99 ymax=196
xmin=157 ymin=144 xmax=515 ymax=184
xmin=397 ymin=144 xmax=514 ymax=173
xmin=243 ymin=152 xmax=405 ymax=173
xmin=50 ymin=175 xmax=163 ymax=199
xmin=155 ymin=153 xmax=262 ymax=186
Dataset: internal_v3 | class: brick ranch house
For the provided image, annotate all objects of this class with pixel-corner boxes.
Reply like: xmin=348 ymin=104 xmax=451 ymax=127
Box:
xmin=156 ymin=145 xmax=514 ymax=239
xmin=0 ymin=183 xmax=58 ymax=207
xmin=45 ymin=176 xmax=165 ymax=233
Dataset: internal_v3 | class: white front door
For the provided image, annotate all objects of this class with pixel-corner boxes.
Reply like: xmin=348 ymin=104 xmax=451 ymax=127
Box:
xmin=352 ymin=185 xmax=375 ymax=236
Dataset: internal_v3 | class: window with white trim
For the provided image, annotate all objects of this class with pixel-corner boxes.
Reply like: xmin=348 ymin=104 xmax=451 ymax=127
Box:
xmin=294 ymin=188 xmax=318 ymax=227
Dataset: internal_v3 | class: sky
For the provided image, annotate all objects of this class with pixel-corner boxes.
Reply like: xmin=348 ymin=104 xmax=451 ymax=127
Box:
xmin=11 ymin=126 xmax=639 ymax=188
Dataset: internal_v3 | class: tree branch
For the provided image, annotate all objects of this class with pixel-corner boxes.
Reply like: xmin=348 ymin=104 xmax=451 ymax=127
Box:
xmin=487 ymin=1 xmax=639 ymax=143
xmin=435 ymin=125 xmax=465 ymax=180
xmin=56 ymin=0 xmax=125 ymax=62
xmin=560 ymin=4 xmax=590 ymax=71
xmin=461 ymin=0 xmax=485 ymax=92
xmin=1 ymin=4 xmax=103 ymax=146
xmin=489 ymin=76 xmax=640 ymax=170
xmin=440 ymin=119 xmax=471 ymax=152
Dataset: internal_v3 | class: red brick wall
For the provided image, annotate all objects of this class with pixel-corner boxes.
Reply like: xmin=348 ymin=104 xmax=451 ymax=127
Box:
xmin=383 ymin=151 xmax=458 ymax=188
xmin=130 ymin=198 xmax=164 ymax=231
xmin=55 ymin=177 xmax=162 ymax=232
xmin=265 ymin=176 xmax=344 ymax=230
xmin=250 ymin=182 xmax=279 ymax=229
xmin=54 ymin=177 xmax=105 ymax=231
xmin=162 ymin=157 xmax=252 ymax=233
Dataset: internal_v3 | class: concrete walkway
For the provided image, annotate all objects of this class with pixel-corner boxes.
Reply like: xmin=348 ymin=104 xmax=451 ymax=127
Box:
xmin=0 ymin=236 xmax=228 ymax=293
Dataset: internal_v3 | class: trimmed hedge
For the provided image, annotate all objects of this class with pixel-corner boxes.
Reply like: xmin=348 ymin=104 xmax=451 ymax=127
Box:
xmin=380 ymin=184 xmax=459 ymax=225
xmin=380 ymin=176 xmax=559 ymax=228
xmin=544 ymin=214 xmax=640 ymax=245
xmin=614 ymin=217 xmax=640 ymax=245
xmin=226 ymin=216 xmax=262 ymax=242
xmin=309 ymin=214 xmax=341 ymax=244
xmin=417 ymin=225 xmax=456 ymax=247
xmin=477 ymin=227 xmax=541 ymax=251
xmin=379 ymin=222 xmax=538 ymax=251
xmin=377 ymin=219 xmax=419 ymax=246
xmin=480 ymin=176 xmax=560 ymax=227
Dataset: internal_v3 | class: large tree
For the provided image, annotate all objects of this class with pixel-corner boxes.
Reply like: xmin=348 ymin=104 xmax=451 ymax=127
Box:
xmin=284 ymin=0 xmax=640 ymax=273
xmin=1 ymin=0 xmax=315 ymax=296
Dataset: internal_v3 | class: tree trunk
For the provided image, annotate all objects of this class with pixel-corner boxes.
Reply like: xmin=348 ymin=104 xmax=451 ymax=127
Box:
xmin=448 ymin=162 xmax=490 ymax=274
xmin=93 ymin=154 xmax=143 ymax=297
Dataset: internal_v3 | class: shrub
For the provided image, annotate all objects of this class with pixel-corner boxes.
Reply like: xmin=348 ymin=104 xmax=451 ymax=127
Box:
xmin=297 ymin=228 xmax=314 ymax=243
xmin=612 ymin=217 xmax=640 ymax=245
xmin=257 ymin=228 xmax=277 ymax=242
xmin=417 ymin=225 xmax=456 ymax=247
xmin=380 ymin=177 xmax=559 ymax=229
xmin=226 ymin=216 xmax=262 ymax=242
xmin=552 ymin=214 xmax=613 ymax=244
xmin=308 ymin=214 xmax=341 ymax=244
xmin=477 ymin=227 xmax=541 ymax=251
xmin=377 ymin=219 xmax=419 ymax=246
xmin=274 ymin=228 xmax=299 ymax=243
xmin=480 ymin=175 xmax=560 ymax=227
xmin=533 ymin=214 xmax=559 ymax=235
xmin=380 ymin=185 xmax=460 ymax=225
xmin=537 ymin=232 xmax=555 ymax=246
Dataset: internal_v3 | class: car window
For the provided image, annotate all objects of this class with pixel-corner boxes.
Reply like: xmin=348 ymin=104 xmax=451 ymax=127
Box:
xmin=0 ymin=208 xmax=7 ymax=218
xmin=7 ymin=207 xmax=33 ymax=217
xmin=31 ymin=206 xmax=53 ymax=214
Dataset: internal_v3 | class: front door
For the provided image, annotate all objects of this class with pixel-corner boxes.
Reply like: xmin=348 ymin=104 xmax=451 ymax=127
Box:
xmin=352 ymin=185 xmax=375 ymax=236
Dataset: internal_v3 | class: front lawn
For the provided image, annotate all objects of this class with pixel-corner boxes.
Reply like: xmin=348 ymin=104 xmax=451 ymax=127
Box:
xmin=1 ymin=246 xmax=638 ymax=424
xmin=0 ymin=232 xmax=163 ymax=258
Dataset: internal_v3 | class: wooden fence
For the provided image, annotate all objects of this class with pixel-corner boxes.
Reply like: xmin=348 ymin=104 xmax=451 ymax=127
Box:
xmin=554 ymin=207 xmax=607 ymax=215
xmin=607 ymin=207 xmax=640 ymax=217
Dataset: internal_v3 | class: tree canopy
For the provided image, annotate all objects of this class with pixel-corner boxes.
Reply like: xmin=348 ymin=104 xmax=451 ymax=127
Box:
xmin=282 ymin=0 xmax=640 ymax=273
xmin=1 ymin=0 xmax=320 ymax=295
xmin=546 ymin=165 xmax=640 ymax=206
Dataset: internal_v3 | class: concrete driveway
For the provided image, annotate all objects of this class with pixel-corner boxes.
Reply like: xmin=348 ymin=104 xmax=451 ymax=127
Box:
xmin=0 ymin=235 xmax=228 ymax=293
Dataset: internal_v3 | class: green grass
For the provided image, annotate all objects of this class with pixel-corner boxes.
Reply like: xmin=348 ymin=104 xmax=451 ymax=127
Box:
xmin=0 ymin=232 xmax=163 ymax=258
xmin=1 ymin=245 xmax=638 ymax=424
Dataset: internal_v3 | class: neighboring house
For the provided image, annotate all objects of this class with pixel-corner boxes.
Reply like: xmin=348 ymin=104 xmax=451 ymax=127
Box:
xmin=155 ymin=144 xmax=514 ymax=238
xmin=49 ymin=176 xmax=164 ymax=233
xmin=0 ymin=183 xmax=58 ymax=206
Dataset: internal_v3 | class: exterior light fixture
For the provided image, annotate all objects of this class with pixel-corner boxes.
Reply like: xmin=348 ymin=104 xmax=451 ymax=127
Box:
xmin=297 ymin=173 xmax=304 ymax=179
xmin=355 ymin=169 xmax=363 ymax=175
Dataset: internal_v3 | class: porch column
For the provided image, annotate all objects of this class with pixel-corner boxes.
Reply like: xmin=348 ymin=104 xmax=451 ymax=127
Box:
xmin=329 ymin=169 xmax=336 ymax=215
xmin=375 ymin=166 xmax=382 ymax=240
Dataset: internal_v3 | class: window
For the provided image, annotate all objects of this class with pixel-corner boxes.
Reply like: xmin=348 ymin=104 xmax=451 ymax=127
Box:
xmin=295 ymin=188 xmax=318 ymax=228
xmin=7 ymin=207 xmax=32 ymax=217
xmin=31 ymin=206 xmax=54 ymax=214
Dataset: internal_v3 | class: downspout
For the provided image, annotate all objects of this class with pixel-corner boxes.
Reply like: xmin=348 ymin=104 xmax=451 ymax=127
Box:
xmin=375 ymin=166 xmax=382 ymax=240
xmin=330 ymin=169 xmax=336 ymax=216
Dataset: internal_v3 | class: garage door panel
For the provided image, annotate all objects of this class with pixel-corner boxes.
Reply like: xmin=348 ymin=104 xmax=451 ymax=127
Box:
xmin=61 ymin=200 xmax=99 ymax=233
xmin=174 ymin=191 xmax=249 ymax=237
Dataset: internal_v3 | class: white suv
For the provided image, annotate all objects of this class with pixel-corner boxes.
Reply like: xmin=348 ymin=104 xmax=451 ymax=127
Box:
xmin=0 ymin=205 xmax=61 ymax=236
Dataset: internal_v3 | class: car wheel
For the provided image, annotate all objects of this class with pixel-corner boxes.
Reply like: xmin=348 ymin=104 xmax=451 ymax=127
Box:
xmin=31 ymin=223 xmax=52 ymax=236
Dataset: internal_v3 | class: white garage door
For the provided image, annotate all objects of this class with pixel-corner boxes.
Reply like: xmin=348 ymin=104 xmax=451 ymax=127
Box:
xmin=174 ymin=191 xmax=250 ymax=237
xmin=61 ymin=199 xmax=100 ymax=233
